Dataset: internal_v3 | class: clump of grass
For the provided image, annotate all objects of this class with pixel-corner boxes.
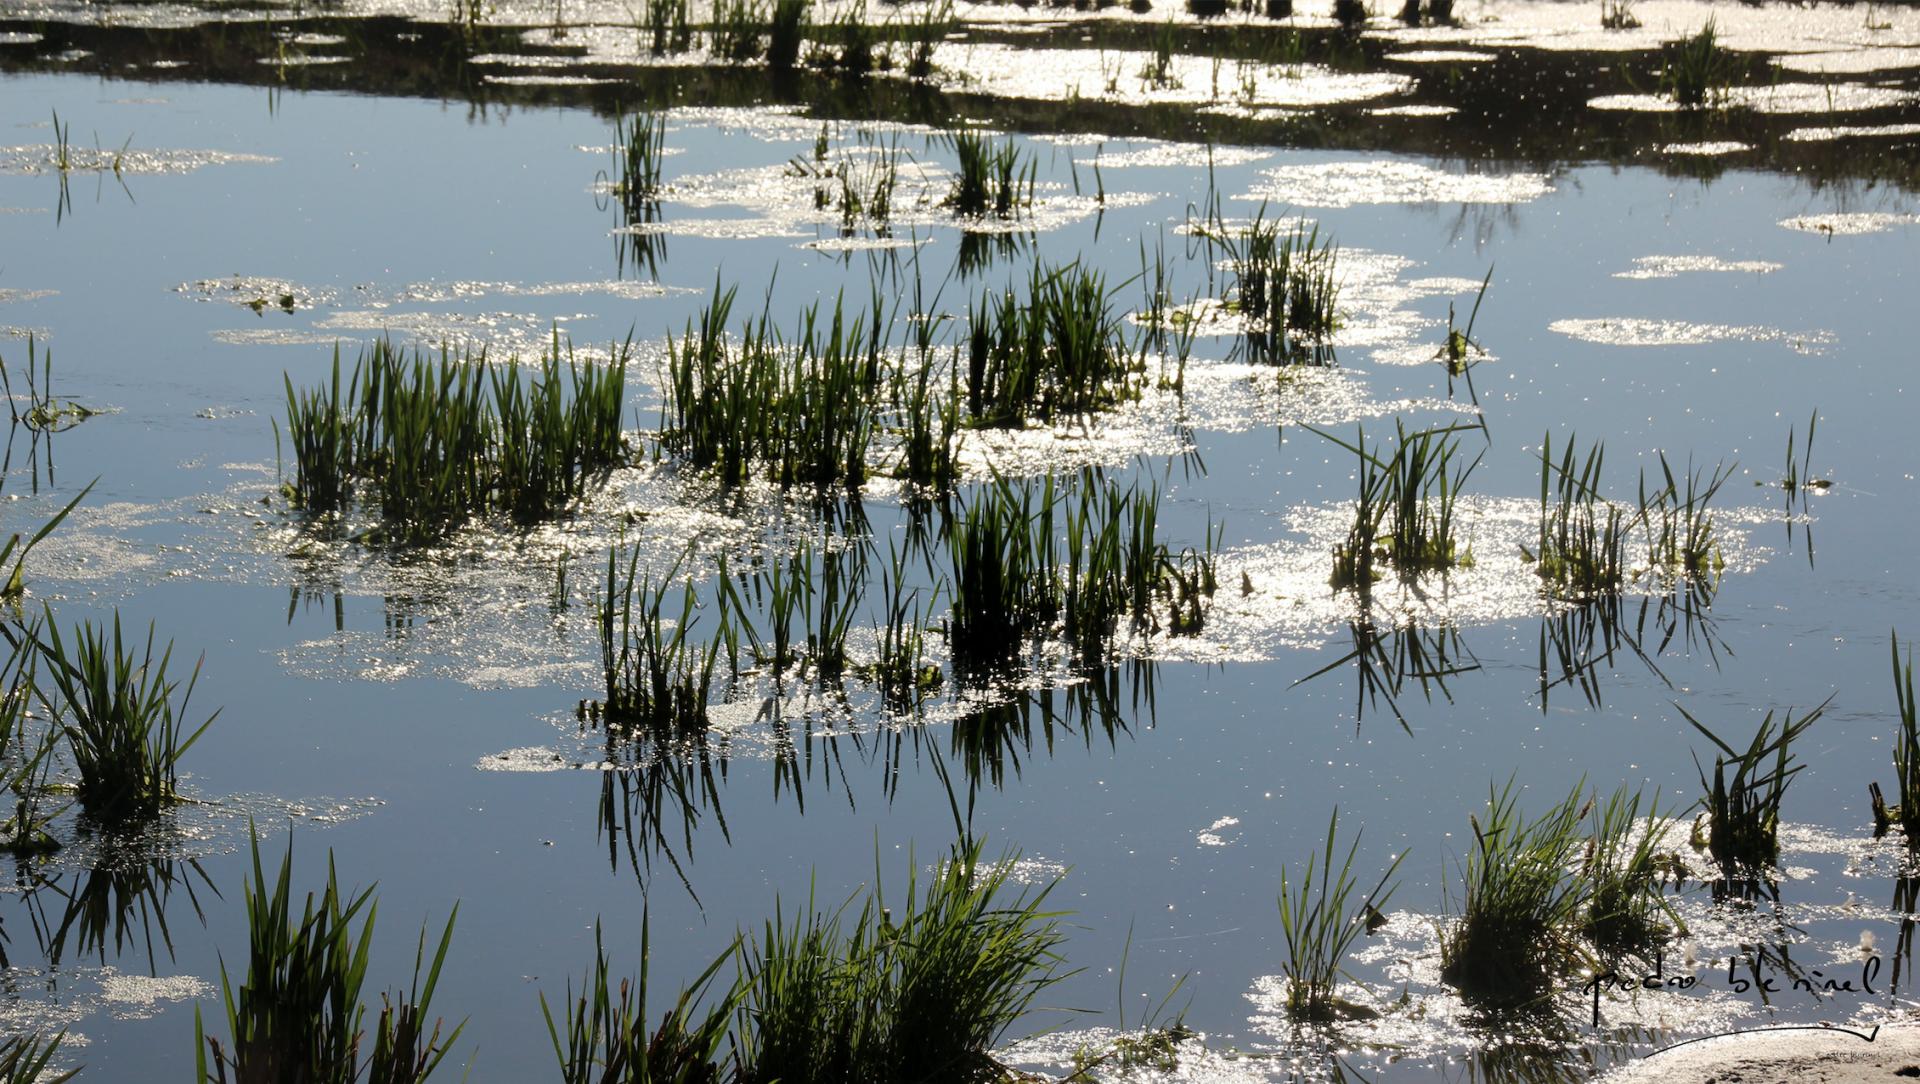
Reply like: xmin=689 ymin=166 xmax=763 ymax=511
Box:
xmin=660 ymin=284 xmax=881 ymax=489
xmin=1582 ymin=787 xmax=1684 ymax=961
xmin=542 ymin=919 xmax=739 ymax=1084
xmin=1439 ymin=780 xmax=1590 ymax=1006
xmin=767 ymin=0 xmax=808 ymax=70
xmin=1527 ymin=433 xmax=1628 ymax=600
xmin=1637 ymin=453 xmax=1733 ymax=581
xmin=868 ymin=542 xmax=943 ymax=711
xmin=1317 ymin=422 xmax=1481 ymax=590
xmin=197 ymin=829 xmax=463 ymax=1084
xmin=1777 ymin=408 xmax=1830 ymax=498
xmin=1600 ymin=0 xmax=1640 ymax=29
xmin=0 ymin=1032 xmax=77 ymax=1084
xmin=26 ymin=611 xmax=217 ymax=824
xmin=1276 ymin=809 xmax=1403 ymax=1021
xmin=823 ymin=0 xmax=881 ymax=76
xmin=900 ymin=0 xmax=953 ymax=79
xmin=612 ymin=112 xmax=666 ymax=221
xmin=1138 ymin=18 xmax=1180 ymax=90
xmin=592 ymin=544 xmax=729 ymax=743
xmin=1874 ymin=632 xmax=1920 ymax=843
xmin=891 ymin=349 xmax=960 ymax=492
xmin=281 ymin=335 xmax=631 ymax=543
xmin=1213 ymin=209 xmax=1341 ymax=362
xmin=710 ymin=0 xmax=767 ymax=61
xmin=642 ymin=0 xmax=692 ymax=53
xmin=945 ymin=473 xmax=1215 ymax=673
xmin=945 ymin=476 xmax=1059 ymax=675
xmin=1681 ymin=698 xmax=1826 ymax=876
xmin=733 ymin=838 xmax=1068 ymax=1084
xmin=1662 ymin=20 xmax=1736 ymax=108
xmin=964 ymin=262 xmax=1144 ymax=427
xmin=945 ymin=130 xmax=1036 ymax=219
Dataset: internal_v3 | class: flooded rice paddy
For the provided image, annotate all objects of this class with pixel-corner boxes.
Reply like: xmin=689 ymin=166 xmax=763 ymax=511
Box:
xmin=2 ymin=0 xmax=1920 ymax=1078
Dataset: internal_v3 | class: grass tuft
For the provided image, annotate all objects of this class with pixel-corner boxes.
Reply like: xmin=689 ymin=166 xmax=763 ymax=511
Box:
xmin=26 ymin=610 xmax=217 ymax=824
xmin=965 ymin=262 xmax=1144 ymax=428
xmin=1528 ymin=433 xmax=1627 ymax=600
xmin=1276 ymin=808 xmax=1403 ymax=1021
xmin=733 ymin=838 xmax=1069 ymax=1084
xmin=1315 ymin=422 xmax=1481 ymax=590
xmin=1681 ymin=699 xmax=1826 ymax=876
xmin=542 ymin=918 xmax=739 ymax=1084
xmin=945 ymin=131 xmax=1036 ymax=220
xmin=1662 ymin=19 xmax=1736 ymax=108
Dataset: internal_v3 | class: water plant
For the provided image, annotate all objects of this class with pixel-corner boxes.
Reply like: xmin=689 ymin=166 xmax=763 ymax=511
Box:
xmin=868 ymin=542 xmax=942 ymax=711
xmin=733 ymin=838 xmax=1069 ymax=1084
xmin=964 ymin=261 xmax=1143 ymax=427
xmin=1662 ymin=20 xmax=1736 ymax=108
xmin=1276 ymin=809 xmax=1403 ymax=1021
xmin=593 ymin=543 xmax=727 ymax=742
xmin=643 ymin=0 xmax=692 ymax=53
xmin=1315 ymin=421 xmax=1481 ymax=590
xmin=710 ymin=0 xmax=766 ymax=61
xmin=1777 ymin=408 xmax=1828 ymax=498
xmin=1874 ymin=632 xmax=1920 ymax=843
xmin=1527 ymin=433 xmax=1627 ymax=601
xmin=660 ymin=283 xmax=881 ymax=488
xmin=281 ymin=335 xmax=630 ymax=543
xmin=945 ymin=475 xmax=1058 ymax=675
xmin=1680 ymin=699 xmax=1827 ymax=875
xmin=0 ymin=621 xmax=64 ymax=855
xmin=197 ymin=830 xmax=464 ymax=1084
xmin=1216 ymin=209 xmax=1341 ymax=361
xmin=1439 ymin=780 xmax=1590 ymax=1005
xmin=0 ymin=337 xmax=102 ymax=433
xmin=900 ymin=0 xmax=952 ymax=79
xmin=541 ymin=920 xmax=739 ymax=1084
xmin=1600 ymin=0 xmax=1640 ymax=29
xmin=612 ymin=112 xmax=666 ymax=221
xmin=945 ymin=131 xmax=1036 ymax=219
xmin=0 ymin=1032 xmax=77 ymax=1084
xmin=27 ymin=610 xmax=217 ymax=824
xmin=1582 ymin=786 xmax=1684 ymax=961
xmin=1138 ymin=18 xmax=1179 ymax=90
xmin=1637 ymin=452 xmax=1732 ymax=580
xmin=767 ymin=0 xmax=808 ymax=71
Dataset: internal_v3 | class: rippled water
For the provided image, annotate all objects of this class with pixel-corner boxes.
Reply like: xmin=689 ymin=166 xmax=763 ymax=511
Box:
xmin=2 ymin=5 xmax=1920 ymax=1078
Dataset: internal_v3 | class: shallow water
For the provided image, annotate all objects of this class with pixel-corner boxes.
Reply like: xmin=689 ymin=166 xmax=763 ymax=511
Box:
xmin=2 ymin=9 xmax=1920 ymax=1079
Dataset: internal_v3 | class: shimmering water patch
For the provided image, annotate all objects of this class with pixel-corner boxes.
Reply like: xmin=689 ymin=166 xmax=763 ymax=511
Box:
xmin=1550 ymin=317 xmax=1831 ymax=352
xmin=1613 ymin=255 xmax=1783 ymax=279
xmin=1240 ymin=160 xmax=1554 ymax=208
xmin=1779 ymin=211 xmax=1920 ymax=235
